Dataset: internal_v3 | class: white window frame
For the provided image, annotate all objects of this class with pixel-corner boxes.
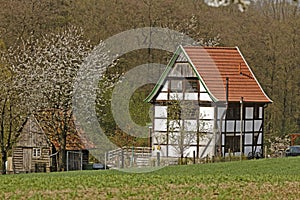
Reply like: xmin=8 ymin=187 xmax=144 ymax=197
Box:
xmin=33 ymin=148 xmax=41 ymax=158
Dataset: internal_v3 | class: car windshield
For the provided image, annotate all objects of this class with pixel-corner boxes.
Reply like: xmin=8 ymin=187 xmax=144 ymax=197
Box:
xmin=290 ymin=146 xmax=300 ymax=153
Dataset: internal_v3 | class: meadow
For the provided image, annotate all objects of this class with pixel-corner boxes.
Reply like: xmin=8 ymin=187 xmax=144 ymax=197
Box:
xmin=1 ymin=157 xmax=300 ymax=199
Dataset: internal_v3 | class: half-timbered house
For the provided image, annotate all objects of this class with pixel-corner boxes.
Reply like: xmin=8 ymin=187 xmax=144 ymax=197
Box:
xmin=145 ymin=45 xmax=272 ymax=158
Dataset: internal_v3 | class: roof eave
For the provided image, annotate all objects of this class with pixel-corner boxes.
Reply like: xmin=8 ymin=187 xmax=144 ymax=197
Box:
xmin=144 ymin=46 xmax=183 ymax=103
xmin=236 ymin=46 xmax=273 ymax=103
xmin=181 ymin=46 xmax=219 ymax=103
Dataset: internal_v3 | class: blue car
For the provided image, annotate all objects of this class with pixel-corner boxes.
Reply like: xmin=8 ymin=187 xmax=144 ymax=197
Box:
xmin=285 ymin=146 xmax=300 ymax=157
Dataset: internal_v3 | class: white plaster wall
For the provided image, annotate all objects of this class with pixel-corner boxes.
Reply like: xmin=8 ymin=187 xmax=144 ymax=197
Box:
xmin=245 ymin=107 xmax=253 ymax=119
xmin=222 ymin=134 xmax=225 ymax=145
xmin=156 ymin=93 xmax=168 ymax=100
xmin=155 ymin=106 xmax=167 ymax=118
xmin=197 ymin=120 xmax=214 ymax=133
xmin=254 ymin=120 xmax=262 ymax=131
xmin=245 ymin=121 xmax=253 ymax=132
xmin=244 ymin=146 xmax=252 ymax=155
xmin=226 ymin=121 xmax=235 ymax=132
xmin=258 ymin=133 xmax=262 ymax=144
xmin=185 ymin=93 xmax=198 ymax=100
xmin=161 ymin=81 xmax=169 ymax=91
xmin=259 ymin=107 xmax=263 ymax=118
xmin=199 ymin=82 xmax=206 ymax=92
xmin=236 ymin=121 xmax=241 ymax=132
xmin=198 ymin=139 xmax=215 ymax=158
xmin=199 ymin=107 xmax=214 ymax=120
xmin=245 ymin=134 xmax=252 ymax=145
xmin=220 ymin=120 xmax=226 ymax=132
xmin=200 ymin=93 xmax=212 ymax=101
xmin=164 ymin=144 xmax=215 ymax=158
xmin=154 ymin=119 xmax=167 ymax=131
xmin=218 ymin=107 xmax=227 ymax=120
xmin=184 ymin=120 xmax=198 ymax=132
xmin=169 ymin=93 xmax=183 ymax=100
xmin=152 ymin=132 xmax=216 ymax=158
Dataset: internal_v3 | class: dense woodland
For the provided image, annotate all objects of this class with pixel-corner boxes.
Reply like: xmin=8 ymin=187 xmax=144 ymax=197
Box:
xmin=0 ymin=0 xmax=299 ymax=172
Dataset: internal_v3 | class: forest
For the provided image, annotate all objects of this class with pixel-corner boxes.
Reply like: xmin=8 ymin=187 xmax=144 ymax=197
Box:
xmin=0 ymin=0 xmax=299 ymax=172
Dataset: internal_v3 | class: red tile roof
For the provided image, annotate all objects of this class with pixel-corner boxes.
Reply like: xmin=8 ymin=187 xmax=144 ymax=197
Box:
xmin=35 ymin=109 xmax=96 ymax=151
xmin=183 ymin=46 xmax=272 ymax=103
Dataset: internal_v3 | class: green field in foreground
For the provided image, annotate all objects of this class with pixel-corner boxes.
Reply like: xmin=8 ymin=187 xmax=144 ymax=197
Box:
xmin=1 ymin=157 xmax=300 ymax=199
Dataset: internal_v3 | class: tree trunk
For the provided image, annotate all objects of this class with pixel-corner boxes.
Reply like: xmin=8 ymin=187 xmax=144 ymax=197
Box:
xmin=58 ymin=128 xmax=67 ymax=171
xmin=1 ymin=150 xmax=7 ymax=174
xmin=58 ymin=149 xmax=66 ymax=171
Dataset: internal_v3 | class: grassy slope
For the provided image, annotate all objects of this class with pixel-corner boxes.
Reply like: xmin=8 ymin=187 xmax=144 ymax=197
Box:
xmin=1 ymin=157 xmax=300 ymax=199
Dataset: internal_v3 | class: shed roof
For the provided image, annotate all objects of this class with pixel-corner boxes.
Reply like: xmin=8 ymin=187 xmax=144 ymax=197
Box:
xmin=146 ymin=45 xmax=272 ymax=103
xmin=34 ymin=109 xmax=95 ymax=151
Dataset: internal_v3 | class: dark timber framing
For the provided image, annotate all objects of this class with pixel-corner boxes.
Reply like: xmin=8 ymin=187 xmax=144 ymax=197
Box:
xmin=146 ymin=45 xmax=272 ymax=158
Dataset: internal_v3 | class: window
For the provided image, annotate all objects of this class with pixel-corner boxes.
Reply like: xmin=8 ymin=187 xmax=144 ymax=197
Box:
xmin=225 ymin=136 xmax=241 ymax=152
xmin=253 ymin=106 xmax=260 ymax=119
xmin=185 ymin=80 xmax=198 ymax=92
xmin=170 ymin=80 xmax=183 ymax=92
xmin=226 ymin=106 xmax=241 ymax=120
xmin=33 ymin=148 xmax=41 ymax=158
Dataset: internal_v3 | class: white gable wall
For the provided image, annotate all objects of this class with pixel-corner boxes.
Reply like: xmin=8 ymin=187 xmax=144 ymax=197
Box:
xmin=152 ymin=57 xmax=216 ymax=158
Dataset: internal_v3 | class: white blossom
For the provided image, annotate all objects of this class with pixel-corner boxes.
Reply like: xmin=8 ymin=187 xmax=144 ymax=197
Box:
xmin=204 ymin=0 xmax=252 ymax=12
xmin=5 ymin=25 xmax=92 ymax=112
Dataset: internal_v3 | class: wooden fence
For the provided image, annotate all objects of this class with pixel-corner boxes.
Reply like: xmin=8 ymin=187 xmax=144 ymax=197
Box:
xmin=106 ymin=146 xmax=151 ymax=168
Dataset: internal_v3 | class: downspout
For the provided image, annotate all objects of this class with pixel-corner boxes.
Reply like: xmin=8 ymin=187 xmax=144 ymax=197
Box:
xmin=240 ymin=97 xmax=244 ymax=161
xmin=262 ymin=103 xmax=269 ymax=158
xmin=218 ymin=77 xmax=229 ymax=157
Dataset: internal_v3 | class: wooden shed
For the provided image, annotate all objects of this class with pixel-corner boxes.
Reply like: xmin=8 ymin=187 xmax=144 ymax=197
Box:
xmin=12 ymin=115 xmax=51 ymax=173
xmin=35 ymin=109 xmax=95 ymax=171
xmin=12 ymin=109 xmax=95 ymax=173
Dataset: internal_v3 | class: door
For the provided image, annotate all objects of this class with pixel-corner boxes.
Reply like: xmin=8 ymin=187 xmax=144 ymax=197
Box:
xmin=23 ymin=148 xmax=32 ymax=172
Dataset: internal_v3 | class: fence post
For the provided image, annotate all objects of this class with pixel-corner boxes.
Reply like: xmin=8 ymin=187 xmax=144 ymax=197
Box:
xmin=66 ymin=151 xmax=69 ymax=171
xmin=131 ymin=146 xmax=134 ymax=167
xmin=80 ymin=151 xmax=83 ymax=170
xmin=193 ymin=151 xmax=196 ymax=164
xmin=121 ymin=149 xmax=124 ymax=168
xmin=264 ymin=146 xmax=267 ymax=158
xmin=157 ymin=152 xmax=160 ymax=167
xmin=105 ymin=152 xmax=107 ymax=170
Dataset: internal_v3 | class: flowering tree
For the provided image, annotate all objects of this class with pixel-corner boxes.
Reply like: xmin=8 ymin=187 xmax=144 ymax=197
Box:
xmin=204 ymin=0 xmax=252 ymax=12
xmin=204 ymin=0 xmax=299 ymax=12
xmin=268 ymin=135 xmax=290 ymax=156
xmin=3 ymin=25 xmax=93 ymax=171
xmin=0 ymin=56 xmax=24 ymax=174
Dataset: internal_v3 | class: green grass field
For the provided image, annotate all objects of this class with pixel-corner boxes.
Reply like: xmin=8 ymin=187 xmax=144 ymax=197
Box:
xmin=1 ymin=157 xmax=300 ymax=199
